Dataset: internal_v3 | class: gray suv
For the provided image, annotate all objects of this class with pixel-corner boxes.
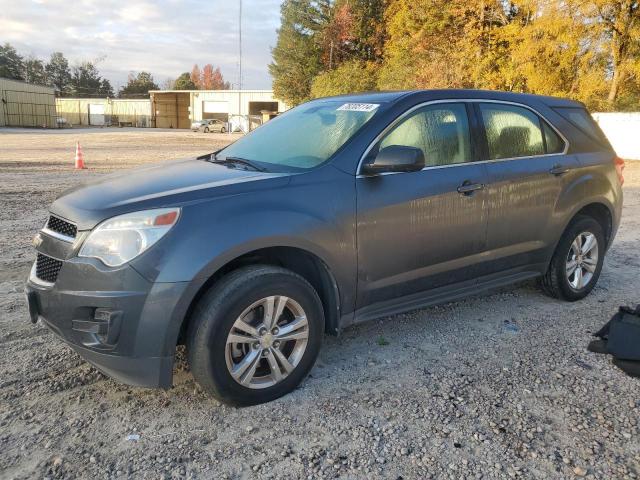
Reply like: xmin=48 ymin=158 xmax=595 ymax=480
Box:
xmin=25 ymin=90 xmax=624 ymax=405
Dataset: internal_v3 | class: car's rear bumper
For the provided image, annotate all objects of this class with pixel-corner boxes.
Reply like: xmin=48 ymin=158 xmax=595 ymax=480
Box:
xmin=25 ymin=257 xmax=188 ymax=389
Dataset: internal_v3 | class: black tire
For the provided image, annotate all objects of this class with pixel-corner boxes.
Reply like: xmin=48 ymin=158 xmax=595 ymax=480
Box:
xmin=204 ymin=127 xmax=209 ymax=133
xmin=540 ymin=215 xmax=605 ymax=301
xmin=220 ymin=127 xmax=226 ymax=133
xmin=186 ymin=265 xmax=324 ymax=406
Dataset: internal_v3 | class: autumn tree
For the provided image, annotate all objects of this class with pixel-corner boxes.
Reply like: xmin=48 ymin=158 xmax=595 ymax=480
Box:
xmin=189 ymin=63 xmax=229 ymax=90
xmin=582 ymin=0 xmax=640 ymax=107
xmin=201 ymin=64 xmax=230 ymax=89
xmin=335 ymin=0 xmax=386 ymax=63
xmin=310 ymin=60 xmax=378 ymax=97
xmin=191 ymin=64 xmax=202 ymax=89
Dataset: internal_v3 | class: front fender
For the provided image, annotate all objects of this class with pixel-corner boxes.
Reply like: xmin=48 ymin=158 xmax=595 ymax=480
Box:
xmin=130 ymin=165 xmax=357 ymax=356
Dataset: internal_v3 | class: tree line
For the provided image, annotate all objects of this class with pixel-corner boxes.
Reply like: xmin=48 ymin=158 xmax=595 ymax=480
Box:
xmin=269 ymin=0 xmax=640 ymax=111
xmin=0 ymin=43 xmax=231 ymax=97
xmin=0 ymin=44 xmax=115 ymax=97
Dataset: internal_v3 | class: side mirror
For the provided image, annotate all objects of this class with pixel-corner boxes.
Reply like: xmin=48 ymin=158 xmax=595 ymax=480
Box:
xmin=362 ymin=145 xmax=425 ymax=175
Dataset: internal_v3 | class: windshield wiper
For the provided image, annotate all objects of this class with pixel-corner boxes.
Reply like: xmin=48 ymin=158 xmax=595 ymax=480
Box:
xmin=208 ymin=154 xmax=265 ymax=172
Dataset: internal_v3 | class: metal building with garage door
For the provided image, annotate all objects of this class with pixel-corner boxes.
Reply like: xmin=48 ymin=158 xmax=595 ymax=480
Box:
xmin=149 ymin=89 xmax=286 ymax=129
xmin=0 ymin=77 xmax=57 ymax=128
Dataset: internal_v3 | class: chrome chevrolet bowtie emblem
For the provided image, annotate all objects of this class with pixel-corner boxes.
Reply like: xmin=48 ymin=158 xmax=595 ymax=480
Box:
xmin=32 ymin=233 xmax=43 ymax=248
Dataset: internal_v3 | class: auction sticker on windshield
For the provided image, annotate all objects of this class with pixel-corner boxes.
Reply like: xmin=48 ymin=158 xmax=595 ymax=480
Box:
xmin=337 ymin=103 xmax=379 ymax=112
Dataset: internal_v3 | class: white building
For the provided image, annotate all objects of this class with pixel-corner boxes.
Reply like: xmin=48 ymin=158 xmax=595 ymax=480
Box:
xmin=149 ymin=89 xmax=287 ymax=129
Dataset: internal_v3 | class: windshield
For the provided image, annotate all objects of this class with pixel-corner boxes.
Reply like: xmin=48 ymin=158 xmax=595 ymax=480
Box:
xmin=218 ymin=100 xmax=380 ymax=170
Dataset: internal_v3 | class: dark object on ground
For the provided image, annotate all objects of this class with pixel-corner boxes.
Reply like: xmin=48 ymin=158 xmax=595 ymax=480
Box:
xmin=587 ymin=338 xmax=608 ymax=354
xmin=590 ymin=305 xmax=640 ymax=378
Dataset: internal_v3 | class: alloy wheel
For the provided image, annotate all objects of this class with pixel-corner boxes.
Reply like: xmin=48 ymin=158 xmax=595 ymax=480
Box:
xmin=225 ymin=296 xmax=309 ymax=389
xmin=566 ymin=231 xmax=599 ymax=290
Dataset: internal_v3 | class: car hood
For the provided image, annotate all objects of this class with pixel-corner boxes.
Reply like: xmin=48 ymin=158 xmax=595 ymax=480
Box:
xmin=50 ymin=158 xmax=290 ymax=230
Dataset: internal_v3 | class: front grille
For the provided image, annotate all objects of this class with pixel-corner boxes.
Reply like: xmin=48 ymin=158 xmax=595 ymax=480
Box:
xmin=46 ymin=215 xmax=77 ymax=239
xmin=35 ymin=253 xmax=63 ymax=284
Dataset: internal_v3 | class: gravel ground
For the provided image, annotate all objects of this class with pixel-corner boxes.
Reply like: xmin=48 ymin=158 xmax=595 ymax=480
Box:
xmin=0 ymin=128 xmax=639 ymax=480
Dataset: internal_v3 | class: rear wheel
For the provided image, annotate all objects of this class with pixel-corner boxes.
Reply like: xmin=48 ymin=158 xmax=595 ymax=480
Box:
xmin=204 ymin=127 xmax=209 ymax=133
xmin=187 ymin=266 xmax=324 ymax=406
xmin=540 ymin=215 xmax=605 ymax=301
xmin=220 ymin=127 xmax=226 ymax=133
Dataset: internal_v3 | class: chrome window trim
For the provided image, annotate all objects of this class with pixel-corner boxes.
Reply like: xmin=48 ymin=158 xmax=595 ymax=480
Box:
xmin=356 ymin=98 xmax=570 ymax=177
xmin=42 ymin=227 xmax=75 ymax=243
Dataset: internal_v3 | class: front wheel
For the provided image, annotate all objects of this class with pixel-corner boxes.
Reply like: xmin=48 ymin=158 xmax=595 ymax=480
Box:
xmin=187 ymin=266 xmax=324 ymax=406
xmin=540 ymin=215 xmax=605 ymax=301
xmin=204 ymin=127 xmax=209 ymax=133
xmin=220 ymin=127 xmax=226 ymax=133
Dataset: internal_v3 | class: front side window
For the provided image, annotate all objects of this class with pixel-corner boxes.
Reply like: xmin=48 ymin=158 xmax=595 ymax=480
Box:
xmin=378 ymin=103 xmax=472 ymax=167
xmin=480 ymin=104 xmax=545 ymax=160
xmin=219 ymin=100 xmax=379 ymax=171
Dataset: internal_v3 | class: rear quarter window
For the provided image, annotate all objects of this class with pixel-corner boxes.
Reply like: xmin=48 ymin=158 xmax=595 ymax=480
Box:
xmin=553 ymin=107 xmax=609 ymax=146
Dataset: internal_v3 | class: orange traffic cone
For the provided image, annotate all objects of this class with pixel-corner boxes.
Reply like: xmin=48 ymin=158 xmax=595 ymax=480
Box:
xmin=74 ymin=141 xmax=86 ymax=169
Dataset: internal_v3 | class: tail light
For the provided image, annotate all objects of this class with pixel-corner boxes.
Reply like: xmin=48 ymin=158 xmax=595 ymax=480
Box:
xmin=614 ymin=156 xmax=625 ymax=185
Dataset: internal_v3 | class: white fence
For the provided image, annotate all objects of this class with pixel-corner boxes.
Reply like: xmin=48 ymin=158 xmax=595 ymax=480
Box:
xmin=593 ymin=112 xmax=640 ymax=160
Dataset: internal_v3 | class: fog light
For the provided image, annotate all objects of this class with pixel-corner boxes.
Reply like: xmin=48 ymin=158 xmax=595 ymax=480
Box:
xmin=94 ymin=308 xmax=116 ymax=323
xmin=72 ymin=308 xmax=123 ymax=346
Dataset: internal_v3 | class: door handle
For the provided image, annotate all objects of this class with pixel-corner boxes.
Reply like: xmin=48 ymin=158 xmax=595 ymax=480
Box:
xmin=457 ymin=181 xmax=484 ymax=195
xmin=549 ymin=165 xmax=570 ymax=176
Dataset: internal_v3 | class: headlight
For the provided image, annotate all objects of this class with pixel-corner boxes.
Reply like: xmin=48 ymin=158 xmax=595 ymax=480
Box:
xmin=79 ymin=208 xmax=180 ymax=267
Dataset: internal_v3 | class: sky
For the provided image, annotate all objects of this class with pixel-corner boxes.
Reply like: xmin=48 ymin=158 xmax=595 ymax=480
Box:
xmin=0 ymin=0 xmax=283 ymax=91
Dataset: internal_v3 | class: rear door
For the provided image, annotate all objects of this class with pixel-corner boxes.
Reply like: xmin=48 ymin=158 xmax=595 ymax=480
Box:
xmin=476 ymin=101 xmax=579 ymax=272
xmin=356 ymin=102 xmax=490 ymax=308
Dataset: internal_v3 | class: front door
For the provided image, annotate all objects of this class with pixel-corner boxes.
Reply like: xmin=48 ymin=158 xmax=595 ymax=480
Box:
xmin=356 ymin=102 xmax=489 ymax=308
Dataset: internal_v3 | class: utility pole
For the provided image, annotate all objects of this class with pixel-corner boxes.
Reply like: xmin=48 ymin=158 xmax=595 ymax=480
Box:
xmin=238 ymin=0 xmax=242 ymax=120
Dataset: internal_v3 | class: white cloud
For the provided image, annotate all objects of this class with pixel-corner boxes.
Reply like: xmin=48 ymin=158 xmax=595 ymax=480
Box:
xmin=0 ymin=19 xmax=35 ymax=40
xmin=2 ymin=0 xmax=282 ymax=89
xmin=118 ymin=3 xmax=161 ymax=22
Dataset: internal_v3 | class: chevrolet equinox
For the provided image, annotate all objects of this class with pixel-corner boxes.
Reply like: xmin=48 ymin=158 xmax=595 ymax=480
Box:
xmin=26 ymin=90 xmax=624 ymax=405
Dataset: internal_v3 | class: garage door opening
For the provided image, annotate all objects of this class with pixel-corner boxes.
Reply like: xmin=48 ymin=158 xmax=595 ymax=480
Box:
xmin=249 ymin=101 xmax=279 ymax=116
xmin=202 ymin=100 xmax=229 ymax=122
xmin=152 ymin=92 xmax=190 ymax=129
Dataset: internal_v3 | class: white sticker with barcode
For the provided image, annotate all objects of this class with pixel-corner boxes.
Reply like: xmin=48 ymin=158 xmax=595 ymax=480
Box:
xmin=337 ymin=103 xmax=379 ymax=112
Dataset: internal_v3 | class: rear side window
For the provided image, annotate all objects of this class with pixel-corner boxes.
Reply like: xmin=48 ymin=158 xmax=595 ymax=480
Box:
xmin=479 ymin=103 xmax=566 ymax=159
xmin=553 ymin=107 xmax=608 ymax=145
xmin=480 ymin=104 xmax=545 ymax=159
xmin=379 ymin=103 xmax=472 ymax=167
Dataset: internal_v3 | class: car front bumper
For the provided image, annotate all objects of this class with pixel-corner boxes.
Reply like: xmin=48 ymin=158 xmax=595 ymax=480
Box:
xmin=26 ymin=256 xmax=188 ymax=389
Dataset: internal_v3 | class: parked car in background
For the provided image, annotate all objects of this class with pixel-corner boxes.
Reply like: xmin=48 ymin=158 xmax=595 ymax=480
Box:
xmin=191 ymin=119 xmax=227 ymax=133
xmin=26 ymin=90 xmax=624 ymax=406
xmin=190 ymin=119 xmax=208 ymax=132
